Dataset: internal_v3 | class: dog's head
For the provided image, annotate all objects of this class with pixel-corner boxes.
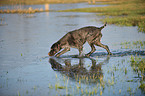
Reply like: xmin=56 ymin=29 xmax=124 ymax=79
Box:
xmin=48 ymin=42 xmax=61 ymax=56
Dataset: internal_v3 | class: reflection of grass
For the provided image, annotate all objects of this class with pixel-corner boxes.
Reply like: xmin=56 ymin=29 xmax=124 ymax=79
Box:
xmin=59 ymin=0 xmax=145 ymax=32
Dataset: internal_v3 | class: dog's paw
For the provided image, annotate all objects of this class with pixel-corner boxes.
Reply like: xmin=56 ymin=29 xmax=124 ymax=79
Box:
xmin=108 ymin=52 xmax=112 ymax=55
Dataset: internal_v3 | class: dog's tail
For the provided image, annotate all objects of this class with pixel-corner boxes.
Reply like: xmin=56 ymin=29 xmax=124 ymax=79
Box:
xmin=100 ymin=22 xmax=107 ymax=30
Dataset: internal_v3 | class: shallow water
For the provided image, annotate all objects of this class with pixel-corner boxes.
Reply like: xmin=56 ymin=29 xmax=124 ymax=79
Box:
xmin=0 ymin=3 xmax=145 ymax=96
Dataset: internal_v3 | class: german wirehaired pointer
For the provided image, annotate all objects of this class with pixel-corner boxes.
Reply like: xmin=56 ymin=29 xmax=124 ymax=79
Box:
xmin=48 ymin=23 xmax=112 ymax=57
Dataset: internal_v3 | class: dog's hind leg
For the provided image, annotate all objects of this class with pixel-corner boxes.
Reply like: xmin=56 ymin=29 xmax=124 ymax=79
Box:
xmin=55 ymin=47 xmax=70 ymax=57
xmin=85 ymin=43 xmax=96 ymax=57
xmin=78 ymin=46 xmax=83 ymax=56
xmin=95 ymin=42 xmax=112 ymax=55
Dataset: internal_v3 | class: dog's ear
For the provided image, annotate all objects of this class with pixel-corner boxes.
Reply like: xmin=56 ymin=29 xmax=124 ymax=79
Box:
xmin=51 ymin=43 xmax=58 ymax=49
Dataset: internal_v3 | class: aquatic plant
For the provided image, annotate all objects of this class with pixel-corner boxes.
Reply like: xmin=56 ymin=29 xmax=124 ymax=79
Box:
xmin=125 ymin=67 xmax=127 ymax=75
xmin=127 ymin=87 xmax=132 ymax=94
xmin=17 ymin=91 xmax=20 ymax=96
xmin=130 ymin=55 xmax=145 ymax=77
xmin=0 ymin=17 xmax=7 ymax=26
xmin=48 ymin=84 xmax=53 ymax=89
xmin=119 ymin=89 xmax=121 ymax=94
xmin=139 ymin=82 xmax=145 ymax=93
xmin=120 ymin=40 xmax=145 ymax=49
xmin=130 ymin=55 xmax=145 ymax=93
xmin=55 ymin=83 xmax=66 ymax=90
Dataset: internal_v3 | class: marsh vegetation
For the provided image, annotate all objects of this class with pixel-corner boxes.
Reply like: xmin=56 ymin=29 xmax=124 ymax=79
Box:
xmin=58 ymin=0 xmax=145 ymax=33
xmin=0 ymin=0 xmax=109 ymax=5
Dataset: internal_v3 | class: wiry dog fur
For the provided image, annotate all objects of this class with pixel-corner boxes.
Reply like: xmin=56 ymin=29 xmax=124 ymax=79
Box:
xmin=48 ymin=23 xmax=112 ymax=57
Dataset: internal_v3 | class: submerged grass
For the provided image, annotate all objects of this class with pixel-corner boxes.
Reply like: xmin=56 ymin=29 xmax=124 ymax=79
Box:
xmin=139 ymin=82 xmax=145 ymax=93
xmin=130 ymin=55 xmax=145 ymax=77
xmin=120 ymin=40 xmax=145 ymax=49
xmin=130 ymin=55 xmax=145 ymax=93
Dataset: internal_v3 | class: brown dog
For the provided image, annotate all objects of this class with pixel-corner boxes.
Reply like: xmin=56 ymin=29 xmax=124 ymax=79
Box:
xmin=48 ymin=23 xmax=112 ymax=57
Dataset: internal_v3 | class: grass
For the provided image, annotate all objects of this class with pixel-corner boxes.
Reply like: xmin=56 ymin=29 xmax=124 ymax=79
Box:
xmin=0 ymin=7 xmax=48 ymax=14
xmin=58 ymin=0 xmax=145 ymax=33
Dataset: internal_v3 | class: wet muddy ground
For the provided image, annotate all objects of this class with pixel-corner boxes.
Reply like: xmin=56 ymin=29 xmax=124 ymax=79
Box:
xmin=0 ymin=3 xmax=145 ymax=96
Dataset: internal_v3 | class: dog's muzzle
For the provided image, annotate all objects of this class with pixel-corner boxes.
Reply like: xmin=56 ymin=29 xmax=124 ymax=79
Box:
xmin=48 ymin=52 xmax=55 ymax=56
xmin=48 ymin=52 xmax=50 ymax=56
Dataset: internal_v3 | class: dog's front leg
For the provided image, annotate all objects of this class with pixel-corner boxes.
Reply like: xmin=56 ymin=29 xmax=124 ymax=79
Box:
xmin=78 ymin=46 xmax=83 ymax=57
xmin=55 ymin=47 xmax=70 ymax=57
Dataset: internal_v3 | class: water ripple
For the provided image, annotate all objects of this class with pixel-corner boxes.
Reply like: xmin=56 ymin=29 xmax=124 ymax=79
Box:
xmin=92 ymin=50 xmax=145 ymax=57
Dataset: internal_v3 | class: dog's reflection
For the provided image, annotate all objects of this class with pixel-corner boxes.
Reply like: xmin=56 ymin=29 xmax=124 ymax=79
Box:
xmin=49 ymin=56 xmax=110 ymax=83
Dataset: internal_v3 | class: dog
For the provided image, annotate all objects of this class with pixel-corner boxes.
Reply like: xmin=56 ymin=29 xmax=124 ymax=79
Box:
xmin=48 ymin=23 xmax=112 ymax=57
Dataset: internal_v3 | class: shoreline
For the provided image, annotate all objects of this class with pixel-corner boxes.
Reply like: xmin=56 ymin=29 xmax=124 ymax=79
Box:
xmin=0 ymin=0 xmax=144 ymax=33
xmin=0 ymin=0 xmax=109 ymax=6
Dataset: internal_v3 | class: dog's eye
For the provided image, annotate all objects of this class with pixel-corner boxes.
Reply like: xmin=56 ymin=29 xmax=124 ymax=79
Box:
xmin=51 ymin=49 xmax=56 ymax=52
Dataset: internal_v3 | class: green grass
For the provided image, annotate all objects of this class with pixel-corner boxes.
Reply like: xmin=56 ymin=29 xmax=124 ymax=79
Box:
xmin=58 ymin=0 xmax=145 ymax=33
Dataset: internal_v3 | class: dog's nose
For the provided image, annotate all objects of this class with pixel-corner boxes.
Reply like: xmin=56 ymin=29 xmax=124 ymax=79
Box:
xmin=48 ymin=52 xmax=50 ymax=56
xmin=48 ymin=52 xmax=54 ymax=56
